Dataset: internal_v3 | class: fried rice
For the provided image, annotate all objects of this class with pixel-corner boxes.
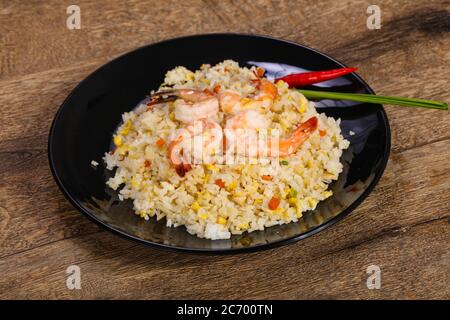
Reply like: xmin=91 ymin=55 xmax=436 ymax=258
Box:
xmin=103 ymin=60 xmax=350 ymax=240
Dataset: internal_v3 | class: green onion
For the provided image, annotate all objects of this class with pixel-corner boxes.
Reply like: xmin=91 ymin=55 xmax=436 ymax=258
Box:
xmin=289 ymin=188 xmax=298 ymax=198
xmin=297 ymin=89 xmax=448 ymax=110
xmin=281 ymin=160 xmax=289 ymax=166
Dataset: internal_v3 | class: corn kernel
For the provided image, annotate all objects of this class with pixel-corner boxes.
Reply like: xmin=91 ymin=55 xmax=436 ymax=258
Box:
xmin=306 ymin=197 xmax=318 ymax=208
xmin=114 ymin=135 xmax=123 ymax=147
xmin=323 ymin=172 xmax=336 ymax=179
xmin=119 ymin=120 xmax=133 ymax=136
xmin=276 ymin=80 xmax=285 ymax=88
xmin=238 ymin=222 xmax=249 ymax=230
xmin=240 ymin=98 xmax=252 ymax=105
xmin=131 ymin=177 xmax=139 ymax=189
xmin=288 ymin=197 xmax=297 ymax=205
xmin=298 ymin=95 xmax=308 ymax=113
xmin=322 ymin=190 xmax=333 ymax=198
xmin=217 ymin=217 xmax=227 ymax=225
xmin=254 ymin=199 xmax=263 ymax=205
xmin=232 ymin=195 xmax=246 ymax=205
xmin=226 ymin=181 xmax=237 ymax=191
xmin=206 ymin=164 xmax=217 ymax=171
xmin=117 ymin=144 xmax=131 ymax=155
xmin=199 ymin=213 xmax=207 ymax=220
xmin=186 ymin=72 xmax=195 ymax=80
xmin=191 ymin=201 xmax=201 ymax=212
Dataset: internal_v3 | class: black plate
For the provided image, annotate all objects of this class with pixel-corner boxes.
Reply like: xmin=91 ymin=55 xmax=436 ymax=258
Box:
xmin=48 ymin=33 xmax=390 ymax=253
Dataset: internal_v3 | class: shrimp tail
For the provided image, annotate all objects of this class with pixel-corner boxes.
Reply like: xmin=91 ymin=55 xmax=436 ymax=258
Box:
xmin=276 ymin=116 xmax=318 ymax=155
xmin=290 ymin=116 xmax=318 ymax=144
xmin=167 ymin=134 xmax=194 ymax=177
xmin=175 ymin=163 xmax=192 ymax=177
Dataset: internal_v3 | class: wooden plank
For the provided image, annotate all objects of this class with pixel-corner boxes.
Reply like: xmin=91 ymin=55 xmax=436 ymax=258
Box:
xmin=0 ymin=208 xmax=447 ymax=299
xmin=1 ymin=0 xmax=448 ymax=81
xmin=0 ymin=0 xmax=225 ymax=80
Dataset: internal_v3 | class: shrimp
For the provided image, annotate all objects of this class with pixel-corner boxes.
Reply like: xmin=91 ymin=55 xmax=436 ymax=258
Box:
xmin=224 ymin=110 xmax=270 ymax=158
xmin=225 ymin=109 xmax=271 ymax=131
xmin=148 ymin=89 xmax=219 ymax=123
xmin=168 ymin=119 xmax=223 ymax=177
xmin=225 ymin=110 xmax=318 ymax=157
xmin=218 ymin=78 xmax=278 ymax=114
xmin=270 ymin=116 xmax=318 ymax=156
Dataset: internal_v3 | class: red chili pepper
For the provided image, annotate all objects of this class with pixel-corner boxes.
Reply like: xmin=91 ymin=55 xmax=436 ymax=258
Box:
xmin=275 ymin=67 xmax=357 ymax=87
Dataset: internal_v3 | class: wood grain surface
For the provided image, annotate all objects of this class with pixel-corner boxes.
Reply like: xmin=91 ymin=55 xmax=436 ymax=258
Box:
xmin=0 ymin=0 xmax=449 ymax=299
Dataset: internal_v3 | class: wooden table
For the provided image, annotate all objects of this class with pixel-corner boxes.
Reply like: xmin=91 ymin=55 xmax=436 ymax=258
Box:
xmin=0 ymin=0 xmax=449 ymax=300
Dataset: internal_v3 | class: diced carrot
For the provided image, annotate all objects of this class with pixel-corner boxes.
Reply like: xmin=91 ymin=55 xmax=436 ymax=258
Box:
xmin=144 ymin=159 xmax=151 ymax=167
xmin=319 ymin=129 xmax=327 ymax=137
xmin=215 ymin=179 xmax=225 ymax=189
xmin=261 ymin=175 xmax=272 ymax=181
xmin=268 ymin=197 xmax=280 ymax=210
xmin=213 ymin=84 xmax=221 ymax=94
xmin=156 ymin=138 xmax=165 ymax=148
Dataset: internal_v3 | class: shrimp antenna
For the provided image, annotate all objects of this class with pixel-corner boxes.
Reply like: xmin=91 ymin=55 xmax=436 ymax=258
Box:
xmin=147 ymin=90 xmax=178 ymax=106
